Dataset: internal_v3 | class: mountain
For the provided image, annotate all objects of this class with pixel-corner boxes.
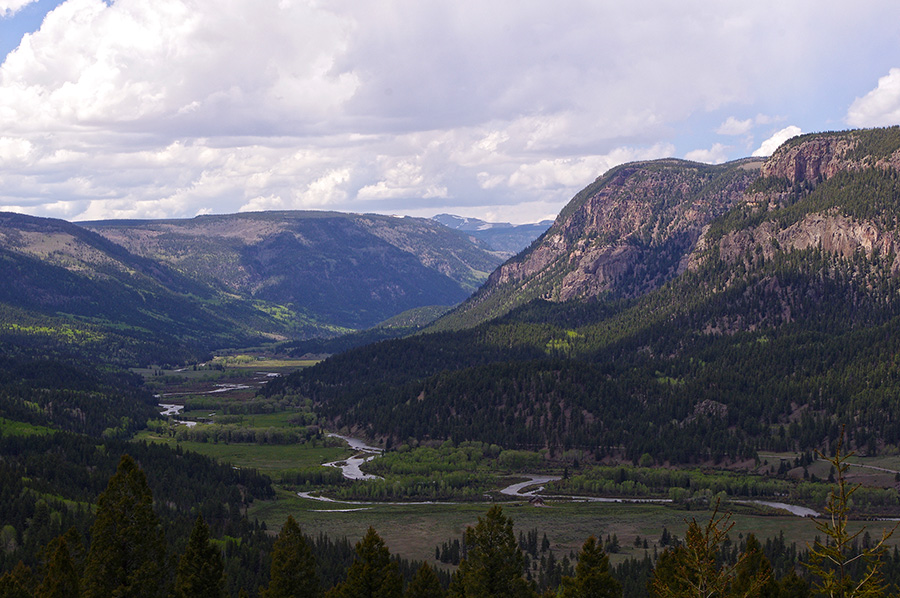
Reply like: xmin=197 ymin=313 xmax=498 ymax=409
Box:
xmin=431 ymin=158 xmax=763 ymax=331
xmin=82 ymin=211 xmax=503 ymax=330
xmin=432 ymin=213 xmax=553 ymax=256
xmin=271 ymin=126 xmax=900 ymax=463
xmin=0 ymin=212 xmax=290 ymax=364
xmin=0 ymin=210 xmax=504 ymax=364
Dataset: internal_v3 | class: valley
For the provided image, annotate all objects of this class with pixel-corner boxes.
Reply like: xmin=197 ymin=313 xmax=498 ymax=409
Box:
xmin=128 ymin=352 xmax=900 ymax=575
xmin=5 ymin=127 xmax=900 ymax=596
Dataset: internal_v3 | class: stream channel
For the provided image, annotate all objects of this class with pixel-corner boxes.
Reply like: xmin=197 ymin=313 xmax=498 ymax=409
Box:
xmin=299 ymin=434 xmax=820 ymax=517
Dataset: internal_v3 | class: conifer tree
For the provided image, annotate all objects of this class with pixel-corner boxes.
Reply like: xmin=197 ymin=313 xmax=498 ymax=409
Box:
xmin=329 ymin=527 xmax=402 ymax=598
xmin=34 ymin=535 xmax=79 ymax=598
xmin=730 ymin=534 xmax=778 ymax=598
xmin=81 ymin=454 xmax=166 ymax=598
xmin=262 ymin=515 xmax=319 ymax=598
xmin=651 ymin=501 xmax=767 ymax=598
xmin=175 ymin=515 xmax=226 ymax=598
xmin=559 ymin=535 xmax=620 ymax=598
xmin=450 ymin=506 xmax=535 ymax=598
xmin=405 ymin=563 xmax=445 ymax=598
xmin=805 ymin=432 xmax=896 ymax=597
xmin=0 ymin=562 xmax=35 ymax=598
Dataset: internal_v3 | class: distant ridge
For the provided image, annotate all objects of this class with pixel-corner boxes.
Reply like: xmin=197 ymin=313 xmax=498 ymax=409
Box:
xmin=432 ymin=213 xmax=552 ymax=256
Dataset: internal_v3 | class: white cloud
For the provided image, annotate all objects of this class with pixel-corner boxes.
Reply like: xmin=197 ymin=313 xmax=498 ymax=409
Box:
xmin=716 ymin=117 xmax=753 ymax=136
xmin=0 ymin=1 xmax=898 ymax=223
xmin=752 ymin=126 xmax=801 ymax=157
xmin=847 ymin=67 xmax=900 ymax=127
xmin=508 ymin=143 xmax=675 ymax=191
xmin=0 ymin=0 xmax=36 ymax=18
xmin=685 ymin=143 xmax=729 ymax=164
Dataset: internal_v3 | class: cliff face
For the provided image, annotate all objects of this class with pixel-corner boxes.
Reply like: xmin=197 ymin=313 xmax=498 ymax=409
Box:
xmin=759 ymin=128 xmax=900 ymax=185
xmin=433 ymin=158 xmax=763 ymax=330
xmin=690 ymin=127 xmax=900 ymax=276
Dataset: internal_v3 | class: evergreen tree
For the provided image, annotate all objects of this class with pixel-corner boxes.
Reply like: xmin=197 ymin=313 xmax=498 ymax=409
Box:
xmin=805 ymin=432 xmax=896 ymax=597
xmin=329 ymin=527 xmax=402 ymax=598
xmin=730 ymin=534 xmax=777 ymax=598
xmin=450 ymin=506 xmax=535 ymax=598
xmin=778 ymin=569 xmax=810 ymax=598
xmin=175 ymin=515 xmax=226 ymax=598
xmin=34 ymin=535 xmax=79 ymax=598
xmin=405 ymin=563 xmax=445 ymax=598
xmin=559 ymin=536 xmax=620 ymax=598
xmin=0 ymin=562 xmax=34 ymax=598
xmin=262 ymin=515 xmax=319 ymax=598
xmin=81 ymin=454 xmax=166 ymax=598
xmin=651 ymin=501 xmax=767 ymax=598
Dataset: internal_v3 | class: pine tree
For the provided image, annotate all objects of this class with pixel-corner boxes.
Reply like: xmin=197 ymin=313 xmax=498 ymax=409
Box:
xmin=730 ymin=534 xmax=777 ymax=598
xmin=330 ymin=527 xmax=402 ymax=598
xmin=405 ymin=563 xmax=445 ymax=598
xmin=262 ymin=515 xmax=319 ymax=598
xmin=450 ymin=506 xmax=535 ymax=598
xmin=81 ymin=454 xmax=166 ymax=598
xmin=175 ymin=515 xmax=226 ymax=598
xmin=0 ymin=562 xmax=35 ymax=598
xmin=34 ymin=535 xmax=79 ymax=598
xmin=805 ymin=432 xmax=896 ymax=597
xmin=559 ymin=536 xmax=620 ymax=598
xmin=651 ymin=500 xmax=767 ymax=598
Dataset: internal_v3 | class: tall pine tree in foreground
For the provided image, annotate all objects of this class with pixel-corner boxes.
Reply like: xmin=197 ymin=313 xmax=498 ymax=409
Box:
xmin=405 ymin=563 xmax=445 ymax=598
xmin=263 ymin=515 xmax=319 ymax=598
xmin=449 ymin=505 xmax=535 ymax=598
xmin=559 ymin=535 xmax=620 ymax=598
xmin=175 ymin=515 xmax=226 ymax=598
xmin=34 ymin=535 xmax=79 ymax=598
xmin=80 ymin=455 xmax=165 ymax=598
xmin=328 ymin=527 xmax=402 ymax=598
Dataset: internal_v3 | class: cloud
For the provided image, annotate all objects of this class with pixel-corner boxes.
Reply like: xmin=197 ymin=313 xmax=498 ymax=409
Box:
xmin=685 ymin=143 xmax=729 ymax=164
xmin=716 ymin=117 xmax=753 ymax=136
xmin=0 ymin=1 xmax=899 ymax=224
xmin=847 ymin=67 xmax=900 ymax=127
xmin=508 ymin=143 xmax=675 ymax=191
xmin=752 ymin=126 xmax=801 ymax=157
xmin=0 ymin=0 xmax=36 ymax=18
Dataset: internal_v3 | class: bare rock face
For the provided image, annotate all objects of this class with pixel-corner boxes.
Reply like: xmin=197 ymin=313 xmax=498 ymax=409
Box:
xmin=760 ymin=135 xmax=856 ymax=184
xmin=436 ymin=159 xmax=762 ymax=329
xmin=760 ymin=129 xmax=900 ymax=186
xmin=702 ymin=213 xmax=900 ymax=274
xmin=691 ymin=127 xmax=900 ymax=275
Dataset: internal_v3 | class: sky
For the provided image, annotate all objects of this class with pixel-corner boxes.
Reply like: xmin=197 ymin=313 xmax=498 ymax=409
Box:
xmin=1 ymin=1 xmax=900 ymax=224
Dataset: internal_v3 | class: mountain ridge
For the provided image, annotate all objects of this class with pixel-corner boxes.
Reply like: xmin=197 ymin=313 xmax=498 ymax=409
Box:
xmin=271 ymin=126 xmax=900 ymax=462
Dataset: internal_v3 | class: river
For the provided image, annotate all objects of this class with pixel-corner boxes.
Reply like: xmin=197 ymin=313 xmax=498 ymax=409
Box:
xmin=302 ymin=437 xmax=819 ymax=517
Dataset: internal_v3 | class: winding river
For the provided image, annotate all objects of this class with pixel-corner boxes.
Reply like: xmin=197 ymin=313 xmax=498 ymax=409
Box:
xmin=301 ymin=436 xmax=821 ymax=517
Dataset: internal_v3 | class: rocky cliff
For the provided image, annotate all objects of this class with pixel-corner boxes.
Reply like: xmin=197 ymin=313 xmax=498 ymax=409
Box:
xmin=690 ymin=127 xmax=900 ymax=276
xmin=432 ymin=158 xmax=763 ymax=330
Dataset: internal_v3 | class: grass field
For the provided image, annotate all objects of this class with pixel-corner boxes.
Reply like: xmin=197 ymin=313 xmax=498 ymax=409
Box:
xmin=134 ymin=430 xmax=351 ymax=476
xmin=0 ymin=417 xmax=55 ymax=436
xmin=248 ymin=487 xmax=896 ymax=568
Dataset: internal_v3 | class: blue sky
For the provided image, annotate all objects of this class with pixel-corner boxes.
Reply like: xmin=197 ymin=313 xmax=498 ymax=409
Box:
xmin=1 ymin=0 xmax=900 ymax=224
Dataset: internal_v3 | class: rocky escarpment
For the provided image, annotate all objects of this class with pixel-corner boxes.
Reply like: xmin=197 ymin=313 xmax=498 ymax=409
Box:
xmin=759 ymin=127 xmax=900 ymax=186
xmin=690 ymin=126 xmax=900 ymax=275
xmin=432 ymin=158 xmax=763 ymax=330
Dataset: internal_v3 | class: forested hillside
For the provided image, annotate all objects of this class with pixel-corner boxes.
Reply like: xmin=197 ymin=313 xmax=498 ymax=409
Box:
xmin=83 ymin=211 xmax=503 ymax=330
xmin=271 ymin=127 xmax=900 ymax=464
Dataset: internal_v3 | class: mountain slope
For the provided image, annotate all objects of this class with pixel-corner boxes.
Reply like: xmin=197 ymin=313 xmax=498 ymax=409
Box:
xmin=83 ymin=211 xmax=503 ymax=329
xmin=0 ymin=212 xmax=290 ymax=363
xmin=431 ymin=158 xmax=763 ymax=331
xmin=271 ymin=126 xmax=900 ymax=462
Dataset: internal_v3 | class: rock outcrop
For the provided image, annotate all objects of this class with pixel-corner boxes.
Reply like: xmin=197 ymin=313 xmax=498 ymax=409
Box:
xmin=434 ymin=158 xmax=762 ymax=330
